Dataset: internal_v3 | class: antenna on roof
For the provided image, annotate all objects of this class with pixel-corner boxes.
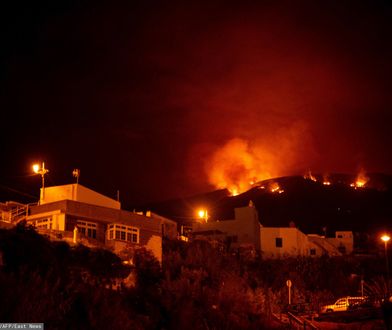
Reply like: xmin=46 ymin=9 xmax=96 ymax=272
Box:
xmin=72 ymin=169 xmax=80 ymax=184
xmin=117 ymin=190 xmax=120 ymax=202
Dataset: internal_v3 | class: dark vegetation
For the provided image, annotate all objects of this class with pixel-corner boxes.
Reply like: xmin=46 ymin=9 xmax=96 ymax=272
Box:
xmin=0 ymin=223 xmax=390 ymax=329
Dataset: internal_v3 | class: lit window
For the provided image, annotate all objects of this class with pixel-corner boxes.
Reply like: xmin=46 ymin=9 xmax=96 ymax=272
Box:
xmin=35 ymin=217 xmax=52 ymax=230
xmin=275 ymin=237 xmax=283 ymax=248
xmin=77 ymin=220 xmax=97 ymax=239
xmin=107 ymin=224 xmax=139 ymax=244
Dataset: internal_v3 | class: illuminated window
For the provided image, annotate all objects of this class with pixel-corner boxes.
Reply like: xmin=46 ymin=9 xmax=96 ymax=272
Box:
xmin=77 ymin=220 xmax=97 ymax=239
xmin=275 ymin=237 xmax=283 ymax=248
xmin=35 ymin=217 xmax=52 ymax=230
xmin=108 ymin=224 xmax=139 ymax=243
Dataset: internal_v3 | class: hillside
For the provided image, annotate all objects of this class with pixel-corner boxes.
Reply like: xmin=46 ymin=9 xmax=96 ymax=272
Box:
xmin=143 ymin=173 xmax=392 ymax=237
xmin=0 ymin=223 xmax=389 ymax=328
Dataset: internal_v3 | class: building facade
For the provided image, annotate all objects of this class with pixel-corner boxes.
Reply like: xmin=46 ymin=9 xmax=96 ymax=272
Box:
xmin=192 ymin=202 xmax=354 ymax=258
xmin=192 ymin=203 xmax=262 ymax=251
xmin=1 ymin=184 xmax=177 ymax=263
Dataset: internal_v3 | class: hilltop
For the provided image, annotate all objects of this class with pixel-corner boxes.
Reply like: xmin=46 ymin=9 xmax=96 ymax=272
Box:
xmin=143 ymin=173 xmax=392 ymax=237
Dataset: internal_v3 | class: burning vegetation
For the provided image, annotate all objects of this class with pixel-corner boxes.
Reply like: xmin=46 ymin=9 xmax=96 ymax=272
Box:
xmin=268 ymin=181 xmax=284 ymax=194
xmin=205 ymin=138 xmax=275 ymax=196
xmin=303 ymin=170 xmax=370 ymax=189
xmin=304 ymin=170 xmax=317 ymax=182
xmin=350 ymin=170 xmax=369 ymax=189
xmin=205 ymin=132 xmax=371 ymax=196
xmin=205 ymin=123 xmax=313 ymax=196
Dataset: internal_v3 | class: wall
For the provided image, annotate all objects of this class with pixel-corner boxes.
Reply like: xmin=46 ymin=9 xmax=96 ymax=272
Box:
xmin=306 ymin=239 xmax=327 ymax=257
xmin=260 ymin=227 xmax=309 ymax=258
xmin=105 ymin=234 xmax=162 ymax=263
xmin=307 ymin=235 xmax=338 ymax=257
xmin=29 ymin=198 xmax=163 ymax=262
xmin=26 ymin=210 xmax=65 ymax=231
xmin=326 ymin=231 xmax=354 ymax=254
xmin=150 ymin=212 xmax=178 ymax=240
xmin=145 ymin=235 xmax=162 ymax=263
xmin=193 ymin=205 xmax=262 ymax=250
xmin=41 ymin=184 xmax=121 ymax=210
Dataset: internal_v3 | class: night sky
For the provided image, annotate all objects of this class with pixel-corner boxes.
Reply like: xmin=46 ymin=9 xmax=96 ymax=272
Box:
xmin=1 ymin=0 xmax=392 ymax=205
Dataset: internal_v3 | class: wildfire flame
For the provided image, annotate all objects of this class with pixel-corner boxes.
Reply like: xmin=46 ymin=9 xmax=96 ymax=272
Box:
xmin=231 ymin=188 xmax=239 ymax=196
xmin=206 ymin=138 xmax=275 ymax=196
xmin=350 ymin=170 xmax=369 ymax=189
xmin=304 ymin=170 xmax=317 ymax=182
xmin=269 ymin=181 xmax=284 ymax=194
xmin=205 ymin=123 xmax=314 ymax=196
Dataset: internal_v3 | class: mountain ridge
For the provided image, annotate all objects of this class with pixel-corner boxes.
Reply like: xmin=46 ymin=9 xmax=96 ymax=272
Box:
xmin=142 ymin=173 xmax=392 ymax=236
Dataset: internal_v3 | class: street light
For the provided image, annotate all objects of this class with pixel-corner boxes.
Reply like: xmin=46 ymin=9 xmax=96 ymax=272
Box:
xmin=381 ymin=234 xmax=390 ymax=296
xmin=197 ymin=209 xmax=208 ymax=222
xmin=33 ymin=162 xmax=49 ymax=204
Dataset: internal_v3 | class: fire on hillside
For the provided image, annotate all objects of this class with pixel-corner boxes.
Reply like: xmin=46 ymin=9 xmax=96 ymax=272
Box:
xmin=206 ymin=138 xmax=371 ymax=197
xmin=205 ymin=126 xmax=310 ymax=196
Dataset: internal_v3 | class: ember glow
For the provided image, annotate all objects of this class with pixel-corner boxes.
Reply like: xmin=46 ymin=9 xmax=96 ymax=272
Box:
xmin=304 ymin=170 xmax=317 ymax=182
xmin=269 ymin=182 xmax=284 ymax=194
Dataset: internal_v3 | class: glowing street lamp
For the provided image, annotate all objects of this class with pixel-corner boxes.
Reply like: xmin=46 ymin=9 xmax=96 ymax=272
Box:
xmin=381 ymin=234 xmax=390 ymax=295
xmin=197 ymin=209 xmax=208 ymax=222
xmin=32 ymin=162 xmax=49 ymax=203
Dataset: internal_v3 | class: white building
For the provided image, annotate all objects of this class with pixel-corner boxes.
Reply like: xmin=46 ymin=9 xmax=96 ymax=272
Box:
xmin=260 ymin=227 xmax=309 ymax=258
xmin=192 ymin=202 xmax=354 ymax=258
xmin=1 ymin=184 xmax=177 ymax=263
xmin=193 ymin=203 xmax=262 ymax=251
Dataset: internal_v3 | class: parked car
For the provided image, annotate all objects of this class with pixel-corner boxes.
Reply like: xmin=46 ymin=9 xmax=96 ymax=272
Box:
xmin=321 ymin=296 xmax=366 ymax=313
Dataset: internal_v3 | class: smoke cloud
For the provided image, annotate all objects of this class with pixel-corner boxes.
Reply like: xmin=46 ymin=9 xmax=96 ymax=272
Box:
xmin=205 ymin=121 xmax=316 ymax=194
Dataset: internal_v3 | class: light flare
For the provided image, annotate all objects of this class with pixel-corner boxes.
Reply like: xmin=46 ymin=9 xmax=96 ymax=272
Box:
xmin=32 ymin=164 xmax=40 ymax=174
xmin=323 ymin=174 xmax=331 ymax=186
xmin=197 ymin=209 xmax=209 ymax=222
xmin=198 ymin=210 xmax=206 ymax=218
